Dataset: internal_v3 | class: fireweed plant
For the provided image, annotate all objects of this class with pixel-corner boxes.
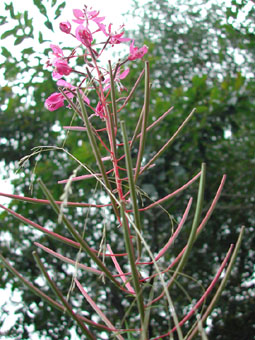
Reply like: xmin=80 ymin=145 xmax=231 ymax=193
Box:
xmin=0 ymin=5 xmax=244 ymax=340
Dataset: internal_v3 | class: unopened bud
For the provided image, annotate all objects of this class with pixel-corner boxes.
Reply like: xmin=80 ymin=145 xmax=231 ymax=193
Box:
xmin=59 ymin=21 xmax=71 ymax=34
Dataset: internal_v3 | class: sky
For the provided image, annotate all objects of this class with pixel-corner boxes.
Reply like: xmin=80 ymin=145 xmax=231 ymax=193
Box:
xmin=0 ymin=0 xmax=149 ymax=337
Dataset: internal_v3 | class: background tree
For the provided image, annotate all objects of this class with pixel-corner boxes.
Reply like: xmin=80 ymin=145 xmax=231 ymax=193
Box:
xmin=127 ymin=0 xmax=255 ymax=339
xmin=0 ymin=0 xmax=254 ymax=339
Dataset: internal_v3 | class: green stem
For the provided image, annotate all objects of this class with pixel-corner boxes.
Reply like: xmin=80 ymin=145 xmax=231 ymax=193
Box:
xmin=76 ymin=90 xmax=119 ymax=219
xmin=140 ymin=108 xmax=196 ymax=176
xmin=169 ymin=162 xmax=206 ymax=283
xmin=134 ymin=61 xmax=150 ymax=182
xmin=120 ymin=202 xmax=145 ymax=329
xmin=121 ymin=120 xmax=142 ymax=256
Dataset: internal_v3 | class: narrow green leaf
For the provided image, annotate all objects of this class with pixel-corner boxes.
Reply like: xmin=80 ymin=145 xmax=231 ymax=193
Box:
xmin=1 ymin=47 xmax=12 ymax=58
xmin=1 ymin=28 xmax=17 ymax=40
xmin=44 ymin=20 xmax=54 ymax=31
xmin=38 ymin=31 xmax=44 ymax=44
xmin=170 ymin=163 xmax=206 ymax=281
xmin=14 ymin=36 xmax=26 ymax=46
xmin=54 ymin=2 xmax=66 ymax=19
xmin=33 ymin=0 xmax=48 ymax=17
xmin=0 ymin=16 xmax=7 ymax=26
xmin=134 ymin=61 xmax=150 ymax=182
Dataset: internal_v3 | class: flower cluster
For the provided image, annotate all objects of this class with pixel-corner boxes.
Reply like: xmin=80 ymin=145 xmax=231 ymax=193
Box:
xmin=45 ymin=5 xmax=148 ymax=114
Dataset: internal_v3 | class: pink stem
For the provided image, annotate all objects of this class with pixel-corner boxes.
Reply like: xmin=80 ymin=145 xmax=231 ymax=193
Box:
xmin=75 ymin=279 xmax=136 ymax=337
xmin=138 ymin=197 xmax=193 ymax=267
xmin=0 ymin=192 xmax=111 ymax=208
xmin=127 ymin=171 xmax=201 ymax=212
xmin=107 ymin=244 xmax=135 ymax=294
xmin=0 ymin=204 xmax=128 ymax=257
xmin=151 ymin=244 xmax=234 ymax=340
xmin=145 ymin=175 xmax=227 ymax=305
xmin=58 ymin=168 xmax=114 ymax=184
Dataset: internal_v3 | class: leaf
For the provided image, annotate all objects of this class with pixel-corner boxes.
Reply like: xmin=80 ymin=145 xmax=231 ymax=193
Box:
xmin=51 ymin=0 xmax=57 ymax=7
xmin=33 ymin=0 xmax=47 ymax=18
xmin=0 ymin=16 xmax=7 ymax=25
xmin=1 ymin=28 xmax=18 ymax=39
xmin=22 ymin=47 xmax=34 ymax=55
xmin=38 ymin=31 xmax=44 ymax=44
xmin=1 ymin=47 xmax=12 ymax=58
xmin=5 ymin=3 xmax=17 ymax=20
xmin=54 ymin=2 xmax=66 ymax=19
xmin=44 ymin=20 xmax=53 ymax=31
xmin=14 ymin=36 xmax=26 ymax=45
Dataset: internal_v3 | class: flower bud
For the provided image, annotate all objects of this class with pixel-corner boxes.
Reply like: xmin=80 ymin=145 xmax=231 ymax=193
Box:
xmin=59 ymin=21 xmax=71 ymax=34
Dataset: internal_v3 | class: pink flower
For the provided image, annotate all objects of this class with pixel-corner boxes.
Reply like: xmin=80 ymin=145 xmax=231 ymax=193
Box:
xmin=75 ymin=25 xmax=93 ymax=47
xmin=45 ymin=93 xmax=65 ymax=111
xmin=53 ymin=59 xmax=72 ymax=78
xmin=50 ymin=44 xmax=64 ymax=58
xmin=104 ymin=68 xmax=130 ymax=92
xmin=59 ymin=21 xmax=71 ymax=34
xmin=128 ymin=40 xmax=148 ymax=61
xmin=57 ymin=79 xmax=75 ymax=89
xmin=57 ymin=80 xmax=90 ymax=105
xmin=99 ymin=23 xmax=131 ymax=45
xmin=45 ymin=91 xmax=74 ymax=111
xmin=73 ymin=9 xmax=85 ymax=24
xmin=95 ymin=102 xmax=105 ymax=118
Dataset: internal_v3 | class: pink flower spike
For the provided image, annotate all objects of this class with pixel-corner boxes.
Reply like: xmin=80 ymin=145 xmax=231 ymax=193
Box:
xmin=128 ymin=40 xmax=148 ymax=61
xmin=59 ymin=21 xmax=71 ymax=34
xmin=45 ymin=92 xmax=65 ymax=111
xmin=75 ymin=25 xmax=93 ymax=47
